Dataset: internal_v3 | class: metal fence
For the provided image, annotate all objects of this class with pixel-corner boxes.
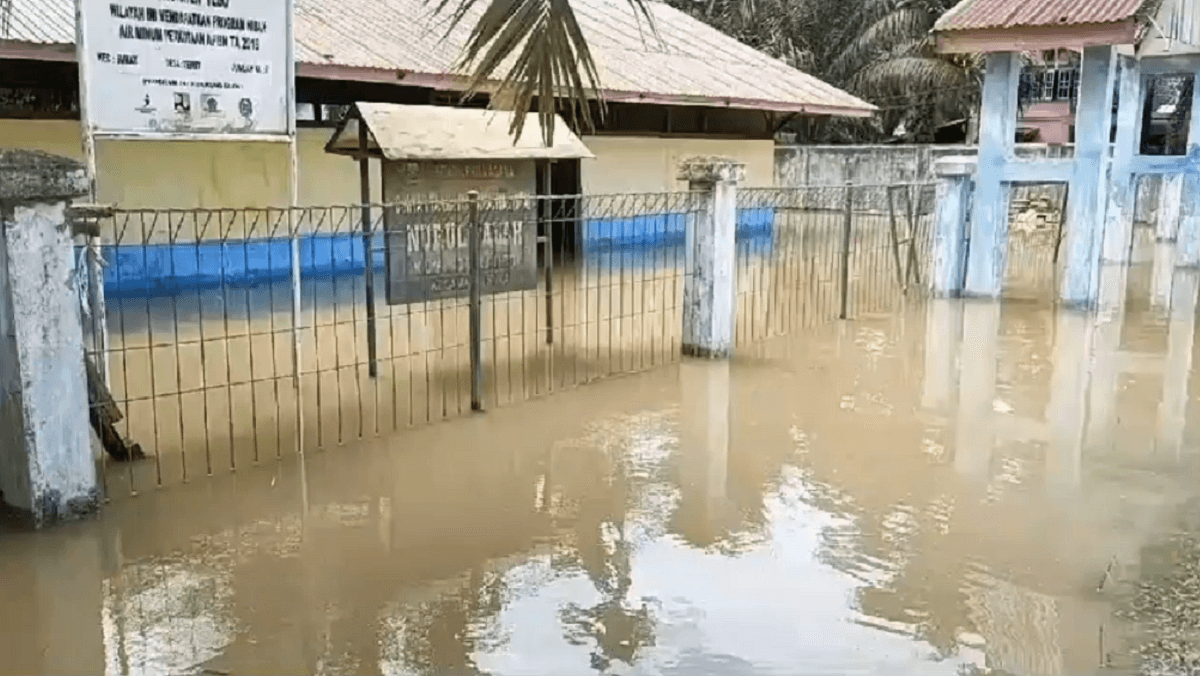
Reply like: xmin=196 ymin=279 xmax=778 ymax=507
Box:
xmin=733 ymin=183 xmax=937 ymax=345
xmin=77 ymin=184 xmax=939 ymax=497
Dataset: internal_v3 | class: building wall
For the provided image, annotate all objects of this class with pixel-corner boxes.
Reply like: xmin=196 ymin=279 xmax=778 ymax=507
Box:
xmin=0 ymin=120 xmax=379 ymax=208
xmin=0 ymin=122 xmax=777 ymax=207
xmin=1022 ymin=102 xmax=1073 ymax=145
xmin=580 ymin=136 xmax=775 ymax=194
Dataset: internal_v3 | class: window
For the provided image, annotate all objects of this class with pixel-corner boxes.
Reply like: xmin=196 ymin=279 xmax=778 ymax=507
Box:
xmin=1141 ymin=73 xmax=1194 ymax=156
xmin=1056 ymin=69 xmax=1077 ymax=101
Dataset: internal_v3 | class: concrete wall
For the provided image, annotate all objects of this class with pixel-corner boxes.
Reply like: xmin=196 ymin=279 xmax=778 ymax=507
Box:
xmin=581 ymin=136 xmax=775 ymax=194
xmin=776 ymin=144 xmax=1162 ymax=224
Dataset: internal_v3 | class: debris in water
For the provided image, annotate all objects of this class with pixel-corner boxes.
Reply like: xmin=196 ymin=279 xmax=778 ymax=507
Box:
xmin=1098 ymin=555 xmax=1118 ymax=592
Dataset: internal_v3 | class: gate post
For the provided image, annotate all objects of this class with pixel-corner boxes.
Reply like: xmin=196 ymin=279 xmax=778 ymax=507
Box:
xmin=932 ymin=157 xmax=976 ymax=297
xmin=0 ymin=150 xmax=98 ymax=527
xmin=679 ymin=156 xmax=743 ymax=359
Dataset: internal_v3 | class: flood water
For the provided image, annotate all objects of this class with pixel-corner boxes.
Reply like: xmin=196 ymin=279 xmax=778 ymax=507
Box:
xmin=6 ymin=264 xmax=1200 ymax=675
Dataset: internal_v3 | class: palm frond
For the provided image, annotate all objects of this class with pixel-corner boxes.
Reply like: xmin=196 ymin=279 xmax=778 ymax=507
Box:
xmin=437 ymin=0 xmax=655 ymax=144
xmin=827 ymin=6 xmax=935 ymax=80
xmin=852 ymin=55 xmax=973 ymax=98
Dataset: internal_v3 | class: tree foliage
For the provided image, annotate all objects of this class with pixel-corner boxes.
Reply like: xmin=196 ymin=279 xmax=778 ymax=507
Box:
xmin=664 ymin=0 xmax=980 ymax=142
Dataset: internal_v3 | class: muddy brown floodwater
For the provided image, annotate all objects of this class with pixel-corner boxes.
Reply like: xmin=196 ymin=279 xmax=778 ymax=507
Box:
xmin=4 ymin=279 xmax=1200 ymax=676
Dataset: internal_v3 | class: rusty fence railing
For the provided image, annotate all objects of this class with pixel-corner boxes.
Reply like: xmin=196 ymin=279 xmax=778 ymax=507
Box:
xmin=76 ymin=184 xmax=946 ymax=497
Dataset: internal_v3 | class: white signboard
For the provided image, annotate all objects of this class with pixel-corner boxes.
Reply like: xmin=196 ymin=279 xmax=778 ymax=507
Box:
xmin=80 ymin=0 xmax=290 ymax=136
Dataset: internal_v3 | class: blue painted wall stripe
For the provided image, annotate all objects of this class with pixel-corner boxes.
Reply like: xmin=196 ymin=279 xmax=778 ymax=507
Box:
xmin=101 ymin=208 xmax=776 ymax=298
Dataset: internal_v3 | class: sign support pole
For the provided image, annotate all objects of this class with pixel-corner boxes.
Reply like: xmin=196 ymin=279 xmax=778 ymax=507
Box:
xmin=284 ymin=0 xmax=305 ymax=474
xmin=74 ymin=0 xmax=110 ymax=391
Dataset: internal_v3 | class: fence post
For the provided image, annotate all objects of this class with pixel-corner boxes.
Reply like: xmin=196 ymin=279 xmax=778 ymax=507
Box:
xmin=358 ymin=121 xmax=378 ymax=379
xmin=0 ymin=149 xmax=99 ymax=527
xmin=467 ymin=191 xmax=484 ymax=411
xmin=932 ymin=157 xmax=976 ymax=297
xmin=678 ymin=156 xmax=743 ymax=359
xmin=839 ymin=181 xmax=853 ymax=319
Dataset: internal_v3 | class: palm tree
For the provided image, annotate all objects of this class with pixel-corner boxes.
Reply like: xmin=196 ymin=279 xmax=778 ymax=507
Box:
xmin=436 ymin=0 xmax=656 ymax=144
xmin=656 ymin=0 xmax=983 ymax=143
xmin=823 ymin=0 xmax=980 ymax=141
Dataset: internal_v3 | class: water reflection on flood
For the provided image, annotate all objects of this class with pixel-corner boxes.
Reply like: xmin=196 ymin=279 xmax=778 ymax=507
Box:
xmin=7 ymin=268 xmax=1200 ymax=675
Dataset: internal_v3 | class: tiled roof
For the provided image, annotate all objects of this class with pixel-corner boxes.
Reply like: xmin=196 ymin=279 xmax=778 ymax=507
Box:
xmin=0 ymin=0 xmax=875 ymax=116
xmin=934 ymin=0 xmax=1148 ymax=32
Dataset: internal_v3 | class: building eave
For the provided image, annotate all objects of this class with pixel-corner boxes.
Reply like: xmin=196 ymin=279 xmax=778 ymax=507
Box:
xmin=298 ymin=63 xmax=877 ymax=117
xmin=935 ymin=19 xmax=1141 ymax=54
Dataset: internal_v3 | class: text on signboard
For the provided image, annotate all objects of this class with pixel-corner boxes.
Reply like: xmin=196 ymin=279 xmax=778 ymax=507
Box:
xmin=109 ymin=2 xmax=267 ymax=51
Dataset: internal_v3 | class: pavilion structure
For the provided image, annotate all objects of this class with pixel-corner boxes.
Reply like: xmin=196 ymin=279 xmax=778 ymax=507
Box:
xmin=933 ymin=0 xmax=1200 ymax=307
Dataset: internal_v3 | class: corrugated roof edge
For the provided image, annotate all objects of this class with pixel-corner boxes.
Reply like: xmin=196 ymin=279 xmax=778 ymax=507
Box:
xmin=0 ymin=38 xmax=877 ymax=117
xmin=934 ymin=0 xmax=1159 ymax=33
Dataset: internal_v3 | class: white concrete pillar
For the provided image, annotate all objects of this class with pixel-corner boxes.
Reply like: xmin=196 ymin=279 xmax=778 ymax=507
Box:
xmin=1061 ymin=46 xmax=1119 ymax=308
xmin=1177 ymin=173 xmax=1200 ymax=267
xmin=1087 ymin=264 xmax=1129 ymax=446
xmin=955 ymin=301 xmax=1000 ymax=478
xmin=679 ymin=157 xmax=743 ymax=359
xmin=1159 ymin=173 xmax=1184 ymax=244
xmin=679 ymin=360 xmax=730 ymax=542
xmin=1046 ymin=310 xmax=1095 ymax=490
xmin=965 ymin=53 xmax=1019 ymax=298
xmin=1157 ymin=269 xmax=1199 ymax=457
xmin=1174 ymin=67 xmax=1200 ymax=267
xmin=1152 ymin=239 xmax=1177 ymax=309
xmin=922 ymin=298 xmax=963 ymax=412
xmin=0 ymin=149 xmax=98 ymax=527
xmin=932 ymin=157 xmax=975 ymax=297
xmin=1103 ymin=55 xmax=1143 ymax=264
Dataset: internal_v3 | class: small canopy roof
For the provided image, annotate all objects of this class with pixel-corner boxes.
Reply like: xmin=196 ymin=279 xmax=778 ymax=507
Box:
xmin=326 ymin=103 xmax=594 ymax=162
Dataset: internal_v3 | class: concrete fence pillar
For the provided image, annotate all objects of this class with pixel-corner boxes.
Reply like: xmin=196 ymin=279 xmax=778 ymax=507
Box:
xmin=0 ymin=149 xmax=98 ymax=527
xmin=932 ymin=157 xmax=975 ymax=297
xmin=679 ymin=156 xmax=743 ymax=359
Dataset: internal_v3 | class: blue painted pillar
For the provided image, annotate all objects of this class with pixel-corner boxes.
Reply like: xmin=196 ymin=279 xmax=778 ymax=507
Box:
xmin=1175 ymin=67 xmax=1200 ymax=267
xmin=1061 ymin=46 xmax=1118 ymax=308
xmin=932 ymin=156 xmax=975 ymax=296
xmin=965 ymin=53 xmax=1019 ymax=298
xmin=1103 ymin=55 xmax=1143 ymax=263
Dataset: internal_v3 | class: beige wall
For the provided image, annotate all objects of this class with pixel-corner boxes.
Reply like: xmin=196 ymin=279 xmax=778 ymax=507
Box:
xmin=0 ymin=121 xmax=775 ymax=208
xmin=580 ymin=136 xmax=775 ymax=194
xmin=0 ymin=120 xmax=377 ymax=209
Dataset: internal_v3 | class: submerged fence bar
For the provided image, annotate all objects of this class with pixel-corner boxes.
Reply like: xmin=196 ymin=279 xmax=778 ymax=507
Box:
xmin=79 ymin=178 xmax=941 ymax=498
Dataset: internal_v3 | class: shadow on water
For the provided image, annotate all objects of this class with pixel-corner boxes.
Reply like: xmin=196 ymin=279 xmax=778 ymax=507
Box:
xmin=9 ymin=255 xmax=1200 ymax=674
